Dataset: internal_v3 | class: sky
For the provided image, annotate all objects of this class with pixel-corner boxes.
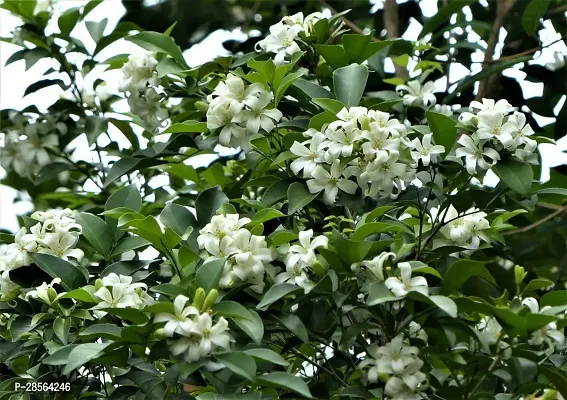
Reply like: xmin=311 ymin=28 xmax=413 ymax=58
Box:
xmin=0 ymin=0 xmax=566 ymax=232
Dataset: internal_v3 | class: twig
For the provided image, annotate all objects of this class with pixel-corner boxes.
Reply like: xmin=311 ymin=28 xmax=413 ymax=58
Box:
xmin=503 ymin=205 xmax=567 ymax=235
xmin=546 ymin=4 xmax=567 ymax=16
xmin=476 ymin=0 xmax=518 ymax=101
xmin=483 ymin=36 xmax=566 ymax=64
xmin=537 ymin=202 xmax=566 ymax=211
xmin=319 ymin=0 xmax=367 ymax=36
xmin=467 ymin=355 xmax=500 ymax=398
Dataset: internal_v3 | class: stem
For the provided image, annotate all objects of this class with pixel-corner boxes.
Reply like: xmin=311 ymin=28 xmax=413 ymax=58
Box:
xmin=503 ymin=205 xmax=567 ymax=235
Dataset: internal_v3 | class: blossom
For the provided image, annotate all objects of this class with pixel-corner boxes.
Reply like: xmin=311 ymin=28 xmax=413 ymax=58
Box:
xmin=6 ymin=227 xmax=38 ymax=268
xmin=290 ymin=132 xmax=328 ymax=177
xmin=197 ymin=214 xmax=251 ymax=254
xmin=255 ymin=22 xmax=302 ymax=66
xmin=189 ymin=313 xmax=231 ymax=355
xmin=455 ymin=133 xmax=500 ymax=175
xmin=127 ymin=88 xmax=168 ymax=129
xmin=396 ymin=80 xmax=436 ymax=107
xmin=286 ymin=229 xmax=328 ymax=268
xmin=501 ymin=111 xmax=535 ymax=150
xmin=476 ymin=112 xmax=514 ymax=148
xmin=154 ymin=295 xmax=199 ymax=337
xmin=353 ymin=251 xmax=396 ymax=281
xmin=25 ymin=278 xmax=61 ymax=304
xmin=545 ymin=51 xmax=565 ymax=71
xmin=92 ymin=274 xmax=150 ymax=317
xmin=37 ymin=231 xmax=84 ymax=261
xmin=274 ymin=262 xmax=316 ymax=293
xmin=410 ymin=133 xmax=445 ymax=167
xmin=469 ymin=98 xmax=514 ymax=116
xmin=514 ymin=138 xmax=538 ymax=164
xmin=240 ymin=91 xmax=283 ymax=134
xmin=119 ymin=52 xmax=160 ymax=94
xmin=307 ymin=160 xmax=358 ymax=204
xmin=522 ymin=297 xmax=565 ymax=347
xmin=385 ymin=262 xmax=429 ymax=297
xmin=430 ymin=205 xmax=491 ymax=250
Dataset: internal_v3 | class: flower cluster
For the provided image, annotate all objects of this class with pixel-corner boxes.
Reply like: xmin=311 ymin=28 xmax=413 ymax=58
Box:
xmin=0 ymin=119 xmax=62 ymax=177
xmin=119 ymin=52 xmax=168 ymax=130
xmin=0 ymin=209 xmax=83 ymax=300
xmin=255 ymin=12 xmax=324 ymax=65
xmin=429 ymin=205 xmax=491 ymax=250
xmin=291 ymin=106 xmax=445 ymax=204
xmin=456 ymin=99 xmax=538 ymax=175
xmin=360 ymin=334 xmax=427 ymax=400
xmin=155 ymin=295 xmax=231 ymax=362
xmin=206 ymin=74 xmax=283 ymax=151
xmin=197 ymin=214 xmax=275 ymax=293
xmin=92 ymin=273 xmax=154 ymax=318
xmin=274 ymin=229 xmax=328 ymax=293
xmin=396 ymin=80 xmax=437 ymax=107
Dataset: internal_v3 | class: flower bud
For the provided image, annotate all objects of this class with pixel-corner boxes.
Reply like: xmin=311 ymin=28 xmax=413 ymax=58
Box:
xmin=312 ymin=260 xmax=325 ymax=276
xmin=202 ymin=289 xmax=218 ymax=312
xmin=94 ymin=279 xmax=104 ymax=290
xmin=154 ymin=328 xmax=166 ymax=340
xmin=193 ymin=287 xmax=206 ymax=310
xmin=47 ymin=288 xmax=58 ymax=304
xmin=514 ymin=265 xmax=527 ymax=285
xmin=195 ymin=101 xmax=209 ymax=112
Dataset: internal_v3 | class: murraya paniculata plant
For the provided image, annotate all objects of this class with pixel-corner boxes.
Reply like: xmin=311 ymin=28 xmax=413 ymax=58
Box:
xmin=0 ymin=1 xmax=566 ymax=399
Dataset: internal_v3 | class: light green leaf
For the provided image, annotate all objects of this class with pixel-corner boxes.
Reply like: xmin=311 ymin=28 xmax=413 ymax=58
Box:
xmin=407 ymin=292 xmax=458 ymax=318
xmin=53 ymin=317 xmax=70 ymax=345
xmin=367 ymin=282 xmax=400 ymax=306
xmin=312 ymin=98 xmax=344 ymax=114
xmin=287 ymin=182 xmax=318 ymax=214
xmin=79 ymin=324 xmax=122 ymax=340
xmin=85 ymin=18 xmax=107 ymax=43
xmin=426 ymin=111 xmax=455 ymax=157
xmin=244 ymin=348 xmax=289 ymax=367
xmin=75 ymin=212 xmax=113 ymax=256
xmin=160 ymin=203 xmax=198 ymax=237
xmin=292 ymin=79 xmax=333 ymax=99
xmin=522 ymin=0 xmax=550 ymax=36
xmin=277 ymin=314 xmax=308 ymax=343
xmin=62 ymin=343 xmax=110 ymax=374
xmin=333 ymin=64 xmax=369 ymax=107
xmin=162 ymin=121 xmax=208 ymax=134
xmin=126 ymin=31 xmax=188 ymax=68
xmin=442 ymin=259 xmax=496 ymax=295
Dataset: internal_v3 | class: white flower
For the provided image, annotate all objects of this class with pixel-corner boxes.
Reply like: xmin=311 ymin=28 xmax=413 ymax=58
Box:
xmin=197 ymin=214 xmax=251 ymax=254
xmin=362 ymin=334 xmax=422 ymax=377
xmin=408 ymin=321 xmax=428 ymax=343
xmin=209 ymin=75 xmax=264 ymax=108
xmin=25 ymin=278 xmax=61 ymax=304
xmin=241 ymin=91 xmax=283 ymax=134
xmin=119 ymin=52 xmax=160 ymax=94
xmin=361 ymin=128 xmax=400 ymax=160
xmin=430 ymin=205 xmax=490 ymax=250
xmin=476 ymin=112 xmax=514 ymax=148
xmin=368 ymin=110 xmax=407 ymax=137
xmin=275 ymin=263 xmax=316 ymax=294
xmin=354 ymin=252 xmax=396 ymax=281
xmin=396 ymin=80 xmax=436 ymax=107
xmin=325 ymin=125 xmax=360 ymax=158
xmin=286 ymin=229 xmax=328 ymax=268
xmin=37 ymin=231 xmax=84 ymax=261
xmin=455 ymin=133 xmax=501 ymax=175
xmin=545 ymin=51 xmax=565 ymax=71
xmin=127 ymin=88 xmax=168 ymax=129
xmin=206 ymin=101 xmax=246 ymax=149
xmin=410 ymin=133 xmax=445 ymax=167
xmin=522 ymin=297 xmax=565 ymax=347
xmin=501 ymin=111 xmax=534 ymax=150
xmin=290 ymin=132 xmax=328 ymax=177
xmin=476 ymin=316 xmax=504 ymax=345
xmin=22 ymin=124 xmax=58 ymax=167
xmin=154 ymin=295 xmax=199 ymax=337
xmin=469 ymin=98 xmax=513 ymax=116
xmin=385 ymin=262 xmax=429 ymax=297
xmin=433 ymin=104 xmax=453 ymax=117
xmin=332 ymin=106 xmax=368 ymax=131
xmin=255 ymin=22 xmax=303 ymax=66
xmin=93 ymin=274 xmax=149 ymax=317
xmin=514 ymin=138 xmax=538 ymax=164
xmin=6 ymin=227 xmax=37 ymax=268
xmin=230 ymin=229 xmax=273 ymax=281
xmin=0 ymin=270 xmax=19 ymax=297
xmin=189 ymin=313 xmax=231 ymax=354
xmin=307 ymin=160 xmax=358 ymax=204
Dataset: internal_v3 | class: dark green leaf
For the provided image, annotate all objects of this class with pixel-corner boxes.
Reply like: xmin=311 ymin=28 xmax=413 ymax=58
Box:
xmin=426 ymin=111 xmax=455 ymax=157
xmin=522 ymin=0 xmax=550 ymax=36
xmin=493 ymin=159 xmax=533 ymax=196
xmin=85 ymin=115 xmax=108 ymax=146
xmin=277 ymin=314 xmax=308 ymax=343
xmin=442 ymin=260 xmax=497 ymax=295
xmin=215 ymin=352 xmax=257 ymax=381
xmin=30 ymin=253 xmax=87 ymax=291
xmin=257 ymin=372 xmax=312 ymax=399
xmin=24 ymin=79 xmax=64 ymax=97
xmin=257 ymin=283 xmax=302 ymax=310
xmin=196 ymin=258 xmax=225 ymax=292
xmin=244 ymin=348 xmax=289 ymax=367
xmin=126 ymin=31 xmax=188 ymax=68
xmin=196 ymin=186 xmax=229 ymax=226
xmin=75 ymin=212 xmax=113 ymax=256
xmin=333 ymin=64 xmax=369 ymax=107
xmin=287 ymin=182 xmax=318 ymax=214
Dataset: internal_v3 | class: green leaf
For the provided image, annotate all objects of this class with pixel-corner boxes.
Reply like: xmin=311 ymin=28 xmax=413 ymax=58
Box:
xmin=233 ymin=310 xmax=264 ymax=344
xmin=292 ymin=79 xmax=333 ymax=99
xmin=274 ymin=70 xmax=304 ymax=106
xmin=150 ymin=283 xmax=191 ymax=299
xmin=53 ymin=317 xmax=70 ymax=345
xmin=257 ymin=372 xmax=312 ymax=399
xmin=58 ymin=7 xmax=81 ymax=36
xmin=30 ymin=253 xmax=87 ymax=291
xmin=426 ymin=111 xmax=455 ymax=157
xmin=215 ymin=352 xmax=257 ymax=381
xmin=196 ymin=258 xmax=225 ymax=293
xmin=540 ymin=365 xmax=567 ymax=398
xmin=277 ymin=314 xmax=308 ymax=343
xmin=365 ymin=206 xmax=397 ymax=222
xmin=162 ymin=121 xmax=208 ymax=134
xmin=62 ymin=343 xmax=110 ymax=374
xmin=407 ymin=292 xmax=458 ymax=318
xmin=160 ymin=203 xmax=198 ymax=237
xmin=441 ymin=260 xmax=497 ymax=295
xmin=82 ymin=0 xmax=103 ymax=18
xmin=126 ymin=31 xmax=188 ymax=68
xmin=342 ymin=33 xmax=372 ymax=64
xmin=100 ymin=260 xmax=151 ymax=277
xmin=110 ymin=236 xmax=150 ymax=257
xmin=0 ymin=233 xmax=14 ymax=243
xmin=33 ymin=161 xmax=72 ymax=184
xmin=59 ymin=288 xmax=95 ymax=303
xmin=244 ymin=348 xmax=289 ymax=367
xmin=367 ymin=282 xmax=400 ymax=306
xmin=419 ymin=0 xmax=475 ymax=39
xmin=42 ymin=345 xmax=79 ymax=366
xmin=109 ymin=118 xmax=140 ymax=150
xmin=257 ymin=283 xmax=302 ymax=310
xmin=522 ymin=278 xmax=554 ymax=294
xmin=106 ymin=184 xmax=142 ymax=213
xmin=85 ymin=115 xmax=109 ymax=146
xmin=85 ymin=18 xmax=107 ymax=43
xmin=195 ymin=186 xmax=229 ymax=227
xmin=493 ymin=159 xmax=533 ymax=196
xmin=23 ymin=79 xmax=64 ymax=97
xmin=309 ymin=111 xmax=337 ymax=130
xmin=534 ymin=188 xmax=567 ymax=196
xmin=79 ymin=324 xmax=122 ymax=340
xmin=287 ymin=182 xmax=318 ymax=214
xmin=268 ymin=230 xmax=298 ymax=246
xmin=312 ymin=98 xmax=344 ymax=114
xmin=541 ymin=291 xmax=567 ymax=308
xmin=101 ymin=307 xmax=149 ymax=324
xmin=332 ymin=230 xmax=372 ymax=265
xmin=75 ymin=212 xmax=113 ymax=256
xmin=104 ymin=157 xmax=167 ymax=187
xmin=522 ymin=0 xmax=550 ymax=36
xmin=314 ymin=44 xmax=347 ymax=69
xmin=352 ymin=221 xmax=408 ymax=240
xmin=333 ymin=64 xmax=369 ymax=107
xmin=512 ymin=357 xmax=538 ymax=385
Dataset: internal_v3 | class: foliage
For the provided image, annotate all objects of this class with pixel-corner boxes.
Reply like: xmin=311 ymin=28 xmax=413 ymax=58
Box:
xmin=0 ymin=0 xmax=566 ymax=399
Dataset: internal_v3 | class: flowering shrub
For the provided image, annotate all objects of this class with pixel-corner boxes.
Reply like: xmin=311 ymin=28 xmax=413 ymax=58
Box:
xmin=0 ymin=2 xmax=566 ymax=400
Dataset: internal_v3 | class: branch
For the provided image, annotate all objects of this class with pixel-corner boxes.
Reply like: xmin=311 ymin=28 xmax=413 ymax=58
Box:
xmin=503 ymin=205 xmax=567 ymax=236
xmin=384 ymin=0 xmax=409 ymax=80
xmin=482 ymin=36 xmax=566 ymax=64
xmin=475 ymin=0 xmax=518 ymax=101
